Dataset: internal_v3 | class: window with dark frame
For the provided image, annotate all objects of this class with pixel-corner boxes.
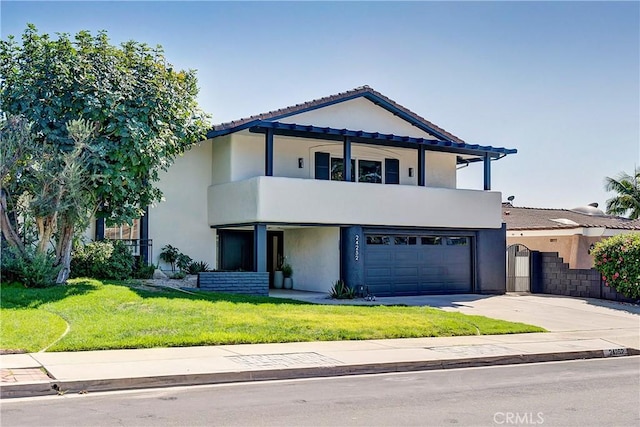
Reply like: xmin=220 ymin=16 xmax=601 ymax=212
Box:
xmin=358 ymin=160 xmax=382 ymax=183
xmin=330 ymin=158 xmax=356 ymax=182
xmin=394 ymin=236 xmax=417 ymax=245
xmin=421 ymin=236 xmax=443 ymax=245
xmin=366 ymin=235 xmax=391 ymax=245
xmin=446 ymin=237 xmax=469 ymax=246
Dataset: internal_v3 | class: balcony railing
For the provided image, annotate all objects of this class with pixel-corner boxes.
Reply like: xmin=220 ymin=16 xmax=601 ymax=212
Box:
xmin=208 ymin=176 xmax=502 ymax=229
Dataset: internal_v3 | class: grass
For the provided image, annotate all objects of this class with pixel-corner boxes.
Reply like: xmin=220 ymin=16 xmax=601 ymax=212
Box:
xmin=1 ymin=279 xmax=545 ymax=353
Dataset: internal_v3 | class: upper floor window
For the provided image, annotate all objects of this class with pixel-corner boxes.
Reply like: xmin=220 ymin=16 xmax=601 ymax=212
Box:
xmin=331 ymin=158 xmax=356 ymax=182
xmin=358 ymin=160 xmax=382 ymax=183
xmin=316 ymin=152 xmax=396 ymax=184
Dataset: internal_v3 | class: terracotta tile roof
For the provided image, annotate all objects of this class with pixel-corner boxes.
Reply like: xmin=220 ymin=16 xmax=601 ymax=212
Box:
xmin=209 ymin=86 xmax=465 ymax=143
xmin=502 ymin=203 xmax=640 ymax=231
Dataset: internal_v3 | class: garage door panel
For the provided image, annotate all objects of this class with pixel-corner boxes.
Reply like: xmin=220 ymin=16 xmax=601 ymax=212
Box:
xmin=366 ymin=252 xmax=393 ymax=263
xmin=445 ymin=283 xmax=472 ymax=293
xmin=419 ymin=282 xmax=450 ymax=293
xmin=364 ymin=232 xmax=472 ymax=296
xmin=393 ymin=284 xmax=419 ymax=295
xmin=393 ymin=252 xmax=419 ymax=263
xmin=395 ymin=267 xmax=419 ymax=277
xmin=367 ymin=283 xmax=392 ymax=295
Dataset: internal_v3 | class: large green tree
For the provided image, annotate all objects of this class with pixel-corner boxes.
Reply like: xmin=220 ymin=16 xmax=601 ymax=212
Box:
xmin=604 ymin=168 xmax=640 ymax=220
xmin=0 ymin=25 xmax=210 ymax=283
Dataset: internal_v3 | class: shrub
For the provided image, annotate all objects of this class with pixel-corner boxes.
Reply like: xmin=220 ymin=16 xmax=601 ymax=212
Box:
xmin=329 ymin=280 xmax=356 ymax=299
xmin=592 ymin=233 xmax=640 ymax=299
xmin=71 ymin=240 xmax=134 ymax=280
xmin=171 ymin=271 xmax=187 ymax=280
xmin=1 ymin=246 xmax=60 ymax=288
xmin=176 ymin=253 xmax=193 ymax=272
xmin=159 ymin=244 xmax=180 ymax=271
xmin=132 ymin=260 xmax=155 ymax=279
xmin=187 ymin=260 xmax=210 ymax=274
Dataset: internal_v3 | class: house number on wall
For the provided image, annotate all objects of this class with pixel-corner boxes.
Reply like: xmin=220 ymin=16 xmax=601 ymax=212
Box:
xmin=354 ymin=234 xmax=360 ymax=261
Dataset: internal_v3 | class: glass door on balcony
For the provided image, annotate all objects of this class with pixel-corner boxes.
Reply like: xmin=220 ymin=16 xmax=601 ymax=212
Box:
xmin=330 ymin=158 xmax=356 ymax=182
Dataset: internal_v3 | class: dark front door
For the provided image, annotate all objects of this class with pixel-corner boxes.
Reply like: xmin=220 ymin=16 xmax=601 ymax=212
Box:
xmin=266 ymin=231 xmax=284 ymax=274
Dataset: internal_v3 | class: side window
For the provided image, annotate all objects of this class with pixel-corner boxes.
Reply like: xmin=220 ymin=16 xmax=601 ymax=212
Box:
xmin=315 ymin=152 xmax=330 ymax=180
xmin=105 ymin=219 xmax=140 ymax=240
xmin=385 ymin=158 xmax=399 ymax=184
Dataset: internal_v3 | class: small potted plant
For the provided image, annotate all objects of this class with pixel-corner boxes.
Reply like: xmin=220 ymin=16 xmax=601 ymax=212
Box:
xmin=281 ymin=261 xmax=293 ymax=289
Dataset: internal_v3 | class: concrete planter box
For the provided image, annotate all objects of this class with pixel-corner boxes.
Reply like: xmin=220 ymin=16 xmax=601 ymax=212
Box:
xmin=197 ymin=272 xmax=269 ymax=296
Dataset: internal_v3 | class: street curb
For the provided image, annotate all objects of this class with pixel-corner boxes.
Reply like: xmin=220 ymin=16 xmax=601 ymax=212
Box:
xmin=2 ymin=348 xmax=638 ymax=399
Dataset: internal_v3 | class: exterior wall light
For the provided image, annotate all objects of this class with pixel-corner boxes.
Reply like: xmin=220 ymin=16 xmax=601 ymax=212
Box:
xmin=408 ymin=167 xmax=414 ymax=177
xmin=298 ymin=158 xmax=304 ymax=168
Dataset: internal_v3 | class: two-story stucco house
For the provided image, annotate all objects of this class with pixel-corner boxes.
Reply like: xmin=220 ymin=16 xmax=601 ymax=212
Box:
xmin=92 ymin=86 xmax=517 ymax=296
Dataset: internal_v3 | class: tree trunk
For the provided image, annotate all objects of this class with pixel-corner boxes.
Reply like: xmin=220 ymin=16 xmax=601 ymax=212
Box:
xmin=36 ymin=215 xmax=57 ymax=255
xmin=55 ymin=221 xmax=75 ymax=284
xmin=0 ymin=189 xmax=26 ymax=257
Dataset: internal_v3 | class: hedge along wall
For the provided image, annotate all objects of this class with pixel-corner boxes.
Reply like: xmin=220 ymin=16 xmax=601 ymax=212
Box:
xmin=535 ymin=252 xmax=635 ymax=302
xmin=198 ymin=272 xmax=269 ymax=296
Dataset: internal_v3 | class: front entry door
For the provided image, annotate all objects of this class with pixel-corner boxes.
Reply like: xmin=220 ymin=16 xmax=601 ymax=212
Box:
xmin=267 ymin=231 xmax=284 ymax=274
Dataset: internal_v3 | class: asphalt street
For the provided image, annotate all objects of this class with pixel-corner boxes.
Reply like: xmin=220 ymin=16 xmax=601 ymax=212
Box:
xmin=2 ymin=357 xmax=639 ymax=427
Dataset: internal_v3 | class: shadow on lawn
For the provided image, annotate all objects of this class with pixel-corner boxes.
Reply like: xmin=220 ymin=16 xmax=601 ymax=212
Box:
xmin=125 ymin=284 xmax=496 ymax=311
xmin=0 ymin=281 xmax=96 ymax=310
xmin=125 ymin=283 xmax=316 ymax=307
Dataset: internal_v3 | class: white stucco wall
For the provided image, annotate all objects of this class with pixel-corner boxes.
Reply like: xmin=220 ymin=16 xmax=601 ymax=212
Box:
xmin=81 ymin=220 xmax=96 ymax=243
xmin=229 ymin=133 xmax=264 ymax=182
xmin=211 ymin=135 xmax=232 ymax=185
xmin=150 ymin=141 xmax=217 ymax=269
xmin=426 ymin=151 xmax=457 ymax=188
xmin=209 ymin=176 xmax=502 ymax=229
xmin=281 ymin=97 xmax=437 ymax=139
xmin=284 ymin=227 xmax=340 ymax=293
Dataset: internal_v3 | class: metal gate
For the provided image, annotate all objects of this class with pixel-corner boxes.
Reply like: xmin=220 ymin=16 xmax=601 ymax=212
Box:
xmin=506 ymin=244 xmax=530 ymax=292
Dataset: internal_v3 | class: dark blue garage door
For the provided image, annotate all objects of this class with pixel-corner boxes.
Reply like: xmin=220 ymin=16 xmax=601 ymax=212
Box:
xmin=364 ymin=234 xmax=472 ymax=296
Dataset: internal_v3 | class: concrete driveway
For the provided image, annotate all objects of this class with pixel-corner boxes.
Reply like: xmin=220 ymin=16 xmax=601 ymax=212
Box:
xmin=270 ymin=290 xmax=640 ymax=349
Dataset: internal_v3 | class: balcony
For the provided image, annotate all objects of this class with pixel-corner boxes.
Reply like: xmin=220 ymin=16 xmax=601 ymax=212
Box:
xmin=208 ymin=177 xmax=502 ymax=229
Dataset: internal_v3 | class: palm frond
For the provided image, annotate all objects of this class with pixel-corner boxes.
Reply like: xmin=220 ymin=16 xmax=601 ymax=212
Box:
xmin=604 ymin=168 xmax=640 ymax=219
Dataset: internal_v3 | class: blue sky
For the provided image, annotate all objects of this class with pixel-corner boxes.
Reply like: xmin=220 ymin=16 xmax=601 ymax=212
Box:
xmin=2 ymin=1 xmax=639 ymax=210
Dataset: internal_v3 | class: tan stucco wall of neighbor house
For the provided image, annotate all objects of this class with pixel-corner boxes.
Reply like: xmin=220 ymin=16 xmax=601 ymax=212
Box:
xmin=507 ymin=234 xmax=604 ymax=270
xmin=283 ymin=227 xmax=340 ymax=293
xmin=150 ymin=140 xmax=217 ymax=269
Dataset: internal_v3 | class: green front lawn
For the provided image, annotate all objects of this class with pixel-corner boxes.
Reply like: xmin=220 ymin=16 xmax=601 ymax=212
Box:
xmin=1 ymin=279 xmax=545 ymax=352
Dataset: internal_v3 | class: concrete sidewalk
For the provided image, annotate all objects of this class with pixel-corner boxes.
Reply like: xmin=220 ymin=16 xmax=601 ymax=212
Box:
xmin=2 ymin=294 xmax=639 ymax=399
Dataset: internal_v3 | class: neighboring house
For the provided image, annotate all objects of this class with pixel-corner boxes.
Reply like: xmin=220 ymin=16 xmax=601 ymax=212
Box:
xmin=502 ymin=202 xmax=640 ymax=269
xmin=91 ymin=86 xmax=517 ymax=296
